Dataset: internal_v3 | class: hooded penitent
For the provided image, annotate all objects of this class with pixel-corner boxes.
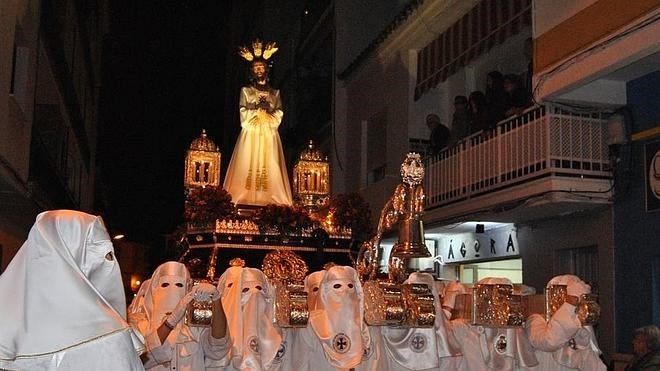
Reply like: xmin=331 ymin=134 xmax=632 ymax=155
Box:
xmin=474 ymin=277 xmax=538 ymax=370
xmin=304 ymin=270 xmax=326 ymax=311
xmin=381 ymin=272 xmax=459 ymax=370
xmin=309 ymin=265 xmax=370 ymax=369
xmin=525 ymin=274 xmax=605 ymax=371
xmin=0 ymin=210 xmax=143 ymax=364
xmin=218 ymin=266 xmax=282 ymax=370
xmin=143 ymin=262 xmax=190 ymax=329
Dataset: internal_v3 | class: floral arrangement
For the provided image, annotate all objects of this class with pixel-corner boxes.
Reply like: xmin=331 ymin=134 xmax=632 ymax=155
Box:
xmin=184 ymin=186 xmax=236 ymax=226
xmin=329 ymin=192 xmax=372 ymax=240
xmin=254 ymin=204 xmax=313 ymax=236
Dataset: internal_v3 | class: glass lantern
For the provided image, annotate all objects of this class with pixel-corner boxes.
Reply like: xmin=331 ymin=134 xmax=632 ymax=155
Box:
xmin=293 ymin=140 xmax=330 ymax=210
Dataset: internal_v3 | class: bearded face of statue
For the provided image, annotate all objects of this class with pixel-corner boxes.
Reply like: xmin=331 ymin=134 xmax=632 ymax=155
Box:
xmin=251 ymin=61 xmax=268 ymax=83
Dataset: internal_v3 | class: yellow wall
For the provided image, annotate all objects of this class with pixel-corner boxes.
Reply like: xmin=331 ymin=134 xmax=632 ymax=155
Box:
xmin=534 ymin=0 xmax=660 ymax=73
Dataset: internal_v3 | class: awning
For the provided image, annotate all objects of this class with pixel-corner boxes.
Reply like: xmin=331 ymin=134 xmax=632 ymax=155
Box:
xmin=414 ymin=0 xmax=531 ymax=100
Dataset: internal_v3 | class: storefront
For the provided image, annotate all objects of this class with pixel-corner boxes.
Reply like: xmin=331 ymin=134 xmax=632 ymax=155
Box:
xmin=381 ymin=221 xmax=523 ymax=284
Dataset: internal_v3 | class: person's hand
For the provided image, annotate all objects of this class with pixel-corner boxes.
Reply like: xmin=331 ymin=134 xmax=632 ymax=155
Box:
xmin=165 ymin=291 xmax=195 ymax=328
xmin=194 ymin=282 xmax=220 ymax=301
xmin=442 ymin=281 xmax=464 ymax=314
xmin=567 ymin=280 xmax=590 ymax=298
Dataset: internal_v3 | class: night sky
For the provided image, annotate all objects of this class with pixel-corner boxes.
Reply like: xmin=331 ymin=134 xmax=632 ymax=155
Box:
xmin=98 ymin=0 xmax=239 ymax=246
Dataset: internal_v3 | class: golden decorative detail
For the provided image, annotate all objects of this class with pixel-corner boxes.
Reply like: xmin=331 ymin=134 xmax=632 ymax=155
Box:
xmin=453 ymin=285 xmax=525 ymax=327
xmin=189 ymin=129 xmax=219 ymax=152
xmin=255 ymin=167 xmax=268 ymax=191
xmin=356 ymin=152 xmax=430 ymax=283
xmin=238 ymin=46 xmax=254 ymax=61
xmin=262 ymin=250 xmax=309 ymax=327
xmin=245 ymin=169 xmax=252 ymax=190
xmin=473 ymin=284 xmax=523 ymax=327
xmin=273 ymin=282 xmax=309 ymax=327
xmin=576 ymin=294 xmax=600 ymax=326
xmin=185 ymin=279 xmax=214 ymax=327
xmin=184 ymin=130 xmax=221 ymax=188
xmin=362 ymin=281 xmax=405 ymax=326
xmin=262 ymin=42 xmax=278 ymax=60
xmin=252 ymin=39 xmax=263 ymax=57
xmin=293 ymin=140 xmax=330 ymax=211
xmin=546 ymin=285 xmax=600 ymax=325
xmin=400 ymin=153 xmax=425 ymax=186
xmin=545 ymin=284 xmax=567 ymax=320
xmin=216 ymin=219 xmax=260 ymax=234
xmin=238 ymin=39 xmax=278 ymax=62
xmin=229 ymin=258 xmax=246 ymax=267
xmin=262 ymin=249 xmax=308 ymax=283
xmin=401 ymin=283 xmax=436 ymax=327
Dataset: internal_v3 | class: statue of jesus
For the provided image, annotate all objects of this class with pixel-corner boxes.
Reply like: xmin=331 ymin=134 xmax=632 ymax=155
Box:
xmin=223 ymin=40 xmax=293 ymax=206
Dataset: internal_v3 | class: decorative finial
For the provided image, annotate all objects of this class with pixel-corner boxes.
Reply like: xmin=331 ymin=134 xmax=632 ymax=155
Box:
xmin=229 ymin=257 xmax=246 ymax=267
xmin=400 ymin=153 xmax=424 ymax=186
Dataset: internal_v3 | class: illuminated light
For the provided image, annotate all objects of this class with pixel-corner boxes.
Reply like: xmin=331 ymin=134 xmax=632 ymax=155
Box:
xmin=304 ymin=10 xmax=309 ymax=15
xmin=293 ymin=140 xmax=330 ymax=211
xmin=113 ymin=234 xmax=125 ymax=240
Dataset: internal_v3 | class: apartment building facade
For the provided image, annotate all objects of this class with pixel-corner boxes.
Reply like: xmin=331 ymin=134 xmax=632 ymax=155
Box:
xmin=0 ymin=0 xmax=108 ymax=271
xmin=334 ymin=0 xmax=660 ymax=358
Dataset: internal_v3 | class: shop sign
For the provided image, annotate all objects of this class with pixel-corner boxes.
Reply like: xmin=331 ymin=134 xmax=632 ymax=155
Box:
xmin=436 ymin=227 xmax=519 ymax=264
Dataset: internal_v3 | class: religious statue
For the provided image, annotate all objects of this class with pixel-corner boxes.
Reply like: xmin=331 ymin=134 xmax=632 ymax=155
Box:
xmin=223 ymin=39 xmax=293 ymax=206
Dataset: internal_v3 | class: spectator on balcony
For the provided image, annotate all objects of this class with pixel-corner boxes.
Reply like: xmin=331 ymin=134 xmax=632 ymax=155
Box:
xmin=504 ymin=73 xmax=529 ymax=118
xmin=625 ymin=325 xmax=660 ymax=371
xmin=449 ymin=95 xmax=470 ymax=146
xmin=426 ymin=113 xmax=450 ymax=156
xmin=468 ymin=91 xmax=489 ymax=134
xmin=486 ymin=71 xmax=507 ymax=128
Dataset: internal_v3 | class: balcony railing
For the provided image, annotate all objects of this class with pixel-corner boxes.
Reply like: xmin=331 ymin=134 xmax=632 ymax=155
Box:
xmin=424 ymin=105 xmax=611 ymax=209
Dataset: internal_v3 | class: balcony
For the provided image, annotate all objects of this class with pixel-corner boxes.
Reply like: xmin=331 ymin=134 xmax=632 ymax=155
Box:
xmin=423 ymin=105 xmax=613 ymax=225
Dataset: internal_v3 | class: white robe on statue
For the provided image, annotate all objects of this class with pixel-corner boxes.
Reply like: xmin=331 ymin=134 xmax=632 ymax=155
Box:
xmin=0 ymin=210 xmax=145 ymax=371
xmin=223 ymin=85 xmax=293 ymax=206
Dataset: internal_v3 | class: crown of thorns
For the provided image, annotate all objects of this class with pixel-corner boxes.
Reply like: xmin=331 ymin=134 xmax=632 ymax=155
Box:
xmin=238 ymin=39 xmax=278 ymax=62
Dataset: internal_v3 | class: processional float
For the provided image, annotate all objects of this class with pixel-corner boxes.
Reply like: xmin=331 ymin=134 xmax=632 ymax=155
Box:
xmin=183 ymin=151 xmax=601 ymax=338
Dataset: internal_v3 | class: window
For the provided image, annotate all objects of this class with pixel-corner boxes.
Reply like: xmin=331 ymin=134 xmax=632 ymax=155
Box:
xmin=557 ymin=245 xmax=599 ymax=291
xmin=460 ymin=258 xmax=523 ymax=284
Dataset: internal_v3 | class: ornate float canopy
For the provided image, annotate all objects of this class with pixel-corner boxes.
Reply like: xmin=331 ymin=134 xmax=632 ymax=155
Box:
xmin=293 ymin=140 xmax=330 ymax=211
xmin=184 ymin=129 xmax=221 ymax=188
